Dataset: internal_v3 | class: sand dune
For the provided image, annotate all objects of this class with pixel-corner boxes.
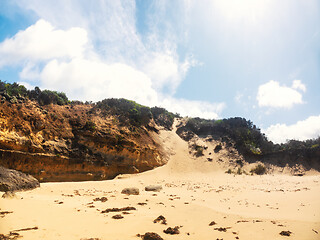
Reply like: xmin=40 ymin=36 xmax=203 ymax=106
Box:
xmin=1 ymin=122 xmax=320 ymax=240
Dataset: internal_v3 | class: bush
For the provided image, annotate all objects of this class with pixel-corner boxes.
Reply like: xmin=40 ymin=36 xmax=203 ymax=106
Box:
xmin=214 ymin=144 xmax=222 ymax=153
xmin=95 ymin=98 xmax=152 ymax=126
xmin=84 ymin=121 xmax=96 ymax=131
xmin=0 ymin=80 xmax=69 ymax=105
xmin=38 ymin=90 xmax=69 ymax=105
xmin=250 ymin=164 xmax=266 ymax=175
xmin=194 ymin=145 xmax=204 ymax=157
xmin=151 ymin=107 xmax=176 ymax=130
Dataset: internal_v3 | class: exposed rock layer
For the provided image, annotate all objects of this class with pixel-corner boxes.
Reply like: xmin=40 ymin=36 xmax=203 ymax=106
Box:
xmin=0 ymin=99 xmax=168 ymax=182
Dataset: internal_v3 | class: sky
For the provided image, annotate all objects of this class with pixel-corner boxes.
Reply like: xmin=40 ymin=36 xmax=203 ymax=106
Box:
xmin=0 ymin=0 xmax=319 ymax=143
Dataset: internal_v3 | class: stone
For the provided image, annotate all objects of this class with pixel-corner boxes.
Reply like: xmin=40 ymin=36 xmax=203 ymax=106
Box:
xmin=279 ymin=231 xmax=292 ymax=236
xmin=0 ymin=166 xmax=39 ymax=192
xmin=112 ymin=214 xmax=124 ymax=219
xmin=121 ymin=187 xmax=139 ymax=195
xmin=153 ymin=215 xmax=167 ymax=225
xmin=163 ymin=226 xmax=180 ymax=235
xmin=142 ymin=232 xmax=164 ymax=240
xmin=145 ymin=185 xmax=162 ymax=192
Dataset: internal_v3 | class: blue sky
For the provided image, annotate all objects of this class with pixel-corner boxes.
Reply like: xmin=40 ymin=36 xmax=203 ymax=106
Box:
xmin=0 ymin=0 xmax=319 ymax=143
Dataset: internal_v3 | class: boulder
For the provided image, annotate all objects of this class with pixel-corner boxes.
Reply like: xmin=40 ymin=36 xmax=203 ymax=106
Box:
xmin=142 ymin=232 xmax=164 ymax=240
xmin=0 ymin=166 xmax=40 ymax=192
xmin=145 ymin=185 xmax=162 ymax=192
xmin=121 ymin=187 xmax=139 ymax=195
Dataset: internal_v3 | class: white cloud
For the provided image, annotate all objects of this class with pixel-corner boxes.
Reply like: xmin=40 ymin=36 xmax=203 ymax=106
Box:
xmin=0 ymin=19 xmax=88 ymax=67
xmin=40 ymin=58 xmax=158 ymax=106
xmin=159 ymin=97 xmax=225 ymax=119
xmin=257 ymin=80 xmax=305 ymax=108
xmin=0 ymin=1 xmax=225 ymax=119
xmin=292 ymin=79 xmax=306 ymax=92
xmin=263 ymin=115 xmax=320 ymax=144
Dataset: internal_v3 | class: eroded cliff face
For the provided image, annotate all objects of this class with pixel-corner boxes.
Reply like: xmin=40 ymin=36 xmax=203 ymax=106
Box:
xmin=0 ymin=99 xmax=168 ymax=182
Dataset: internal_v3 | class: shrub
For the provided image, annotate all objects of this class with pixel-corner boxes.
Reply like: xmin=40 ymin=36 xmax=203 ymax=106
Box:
xmin=84 ymin=121 xmax=96 ymax=131
xmin=95 ymin=98 xmax=152 ymax=126
xmin=38 ymin=90 xmax=69 ymax=105
xmin=194 ymin=145 xmax=204 ymax=157
xmin=250 ymin=164 xmax=266 ymax=175
xmin=151 ymin=106 xmax=176 ymax=130
xmin=214 ymin=144 xmax=222 ymax=153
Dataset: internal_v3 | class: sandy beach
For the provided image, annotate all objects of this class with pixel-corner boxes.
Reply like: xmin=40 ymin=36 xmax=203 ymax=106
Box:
xmin=1 ymin=127 xmax=320 ymax=240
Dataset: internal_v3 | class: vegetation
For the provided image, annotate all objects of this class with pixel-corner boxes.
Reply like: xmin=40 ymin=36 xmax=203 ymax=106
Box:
xmin=0 ymin=80 xmax=69 ymax=105
xmin=151 ymin=107 xmax=177 ymax=130
xmin=84 ymin=120 xmax=96 ymax=131
xmin=194 ymin=144 xmax=204 ymax=157
xmin=250 ymin=164 xmax=267 ymax=175
xmin=94 ymin=98 xmax=152 ymax=126
xmin=94 ymin=99 xmax=178 ymax=129
xmin=179 ymin=117 xmax=320 ymax=156
xmin=214 ymin=144 xmax=222 ymax=153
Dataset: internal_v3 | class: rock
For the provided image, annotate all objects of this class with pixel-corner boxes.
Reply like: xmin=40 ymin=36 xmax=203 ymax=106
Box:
xmin=153 ymin=215 xmax=167 ymax=225
xmin=101 ymin=206 xmax=136 ymax=214
xmin=142 ymin=232 xmax=164 ymax=240
xmin=112 ymin=214 xmax=124 ymax=219
xmin=0 ymin=166 xmax=39 ymax=192
xmin=121 ymin=187 xmax=139 ymax=195
xmin=209 ymin=221 xmax=217 ymax=226
xmin=163 ymin=226 xmax=180 ymax=235
xmin=145 ymin=185 xmax=162 ymax=192
xmin=93 ymin=197 xmax=108 ymax=202
xmin=279 ymin=231 xmax=292 ymax=236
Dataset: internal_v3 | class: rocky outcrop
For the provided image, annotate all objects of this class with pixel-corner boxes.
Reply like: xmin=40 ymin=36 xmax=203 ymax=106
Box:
xmin=0 ymin=166 xmax=39 ymax=192
xmin=0 ymin=99 xmax=169 ymax=182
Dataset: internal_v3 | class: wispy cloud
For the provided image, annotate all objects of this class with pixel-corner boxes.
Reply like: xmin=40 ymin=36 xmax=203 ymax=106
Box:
xmin=0 ymin=0 xmax=224 ymax=119
xmin=257 ymin=80 xmax=306 ymax=109
xmin=263 ymin=115 xmax=320 ymax=143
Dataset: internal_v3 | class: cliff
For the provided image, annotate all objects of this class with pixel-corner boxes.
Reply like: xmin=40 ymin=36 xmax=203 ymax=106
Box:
xmin=0 ymin=96 xmax=172 ymax=182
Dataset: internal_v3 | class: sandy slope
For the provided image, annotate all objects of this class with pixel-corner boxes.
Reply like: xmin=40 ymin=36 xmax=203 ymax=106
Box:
xmin=1 ymin=122 xmax=320 ymax=240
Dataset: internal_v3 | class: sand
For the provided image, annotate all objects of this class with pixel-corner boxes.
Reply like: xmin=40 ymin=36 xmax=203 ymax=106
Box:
xmin=1 ymin=123 xmax=320 ymax=240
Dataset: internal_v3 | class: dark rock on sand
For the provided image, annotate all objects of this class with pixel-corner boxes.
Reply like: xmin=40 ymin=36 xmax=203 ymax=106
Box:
xmin=279 ymin=231 xmax=292 ymax=236
xmin=0 ymin=166 xmax=39 ymax=192
xmin=121 ymin=187 xmax=139 ymax=195
xmin=142 ymin=232 xmax=164 ymax=240
xmin=209 ymin=221 xmax=217 ymax=226
xmin=101 ymin=206 xmax=136 ymax=214
xmin=153 ymin=215 xmax=167 ymax=225
xmin=93 ymin=197 xmax=108 ymax=202
xmin=163 ymin=226 xmax=180 ymax=235
xmin=145 ymin=185 xmax=162 ymax=192
xmin=112 ymin=214 xmax=124 ymax=219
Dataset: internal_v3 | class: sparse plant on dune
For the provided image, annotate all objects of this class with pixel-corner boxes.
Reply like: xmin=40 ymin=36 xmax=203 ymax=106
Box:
xmin=250 ymin=164 xmax=266 ymax=175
